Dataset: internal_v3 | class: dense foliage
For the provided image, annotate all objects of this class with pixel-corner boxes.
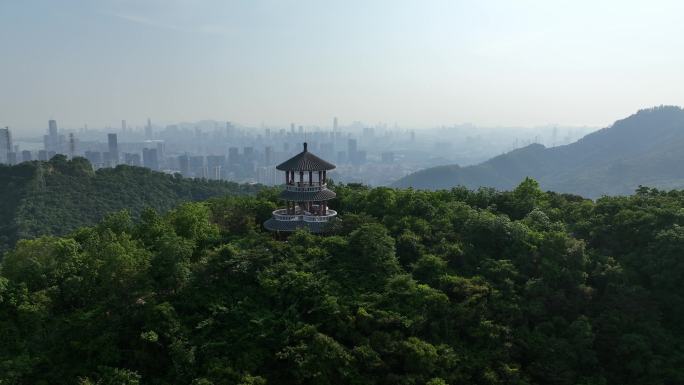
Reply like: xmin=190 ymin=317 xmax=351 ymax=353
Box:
xmin=2 ymin=178 xmax=684 ymax=384
xmin=0 ymin=156 xmax=260 ymax=253
xmin=394 ymin=106 xmax=684 ymax=198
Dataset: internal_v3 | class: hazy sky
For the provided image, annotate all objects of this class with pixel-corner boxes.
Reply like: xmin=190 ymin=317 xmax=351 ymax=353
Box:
xmin=1 ymin=0 xmax=683 ymax=134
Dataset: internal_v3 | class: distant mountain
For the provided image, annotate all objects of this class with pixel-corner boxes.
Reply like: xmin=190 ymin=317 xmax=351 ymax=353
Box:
xmin=393 ymin=106 xmax=684 ymax=198
xmin=0 ymin=156 xmax=260 ymax=253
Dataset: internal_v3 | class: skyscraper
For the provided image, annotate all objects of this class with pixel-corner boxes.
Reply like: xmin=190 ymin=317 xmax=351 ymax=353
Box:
xmin=69 ymin=133 xmax=76 ymax=159
xmin=107 ymin=133 xmax=118 ymax=165
xmin=156 ymin=141 xmax=165 ymax=169
xmin=142 ymin=148 xmax=159 ymax=170
xmin=85 ymin=151 xmax=102 ymax=167
xmin=178 ymin=154 xmax=190 ymax=176
xmin=49 ymin=119 xmax=58 ymax=137
xmin=264 ymin=146 xmax=274 ymax=166
xmin=207 ymin=155 xmax=226 ymax=180
xmin=0 ymin=127 xmax=11 ymax=164
xmin=347 ymin=138 xmax=357 ymax=164
xmin=228 ymin=147 xmax=239 ymax=166
xmin=124 ymin=153 xmax=141 ymax=166
xmin=121 ymin=120 xmax=127 ymax=133
xmin=45 ymin=120 xmax=61 ymax=152
xmin=145 ymin=118 xmax=153 ymax=139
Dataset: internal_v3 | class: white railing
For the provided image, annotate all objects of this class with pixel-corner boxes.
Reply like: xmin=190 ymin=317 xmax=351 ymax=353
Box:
xmin=284 ymin=182 xmax=327 ymax=192
xmin=303 ymin=210 xmax=337 ymax=222
xmin=272 ymin=209 xmax=300 ymax=221
xmin=272 ymin=209 xmax=337 ymax=223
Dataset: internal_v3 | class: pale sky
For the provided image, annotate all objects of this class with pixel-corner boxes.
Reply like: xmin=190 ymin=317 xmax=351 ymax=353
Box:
xmin=1 ymin=0 xmax=683 ymax=134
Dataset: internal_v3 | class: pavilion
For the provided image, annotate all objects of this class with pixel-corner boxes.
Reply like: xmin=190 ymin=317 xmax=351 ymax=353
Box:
xmin=263 ymin=142 xmax=337 ymax=233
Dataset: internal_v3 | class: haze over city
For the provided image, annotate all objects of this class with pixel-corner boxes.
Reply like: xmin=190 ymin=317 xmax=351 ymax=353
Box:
xmin=2 ymin=0 xmax=684 ymax=133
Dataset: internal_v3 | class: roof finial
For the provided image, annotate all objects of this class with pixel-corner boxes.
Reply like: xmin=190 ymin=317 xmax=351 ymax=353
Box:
xmin=303 ymin=142 xmax=308 ymax=152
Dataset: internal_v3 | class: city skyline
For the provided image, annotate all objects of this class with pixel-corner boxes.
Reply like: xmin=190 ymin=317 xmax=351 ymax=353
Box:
xmin=0 ymin=114 xmax=594 ymax=188
xmin=2 ymin=0 xmax=684 ymax=133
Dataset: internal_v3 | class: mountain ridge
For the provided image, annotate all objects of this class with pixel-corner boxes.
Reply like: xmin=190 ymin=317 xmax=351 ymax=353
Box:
xmin=393 ymin=106 xmax=684 ymax=197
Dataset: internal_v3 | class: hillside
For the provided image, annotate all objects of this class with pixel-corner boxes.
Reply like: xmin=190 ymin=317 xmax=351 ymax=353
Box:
xmin=0 ymin=155 xmax=260 ymax=253
xmin=393 ymin=106 xmax=684 ymax=197
xmin=3 ymin=181 xmax=684 ymax=384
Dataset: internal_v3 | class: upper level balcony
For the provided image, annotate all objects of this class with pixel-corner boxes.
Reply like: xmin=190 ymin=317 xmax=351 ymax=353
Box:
xmin=284 ymin=181 xmax=327 ymax=192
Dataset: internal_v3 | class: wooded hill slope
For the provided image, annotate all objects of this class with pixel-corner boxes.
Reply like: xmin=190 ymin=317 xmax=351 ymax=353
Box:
xmin=0 ymin=155 xmax=260 ymax=253
xmin=394 ymin=106 xmax=684 ymax=198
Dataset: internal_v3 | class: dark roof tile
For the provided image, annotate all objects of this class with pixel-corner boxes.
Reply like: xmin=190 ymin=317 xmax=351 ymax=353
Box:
xmin=279 ymin=188 xmax=336 ymax=201
xmin=276 ymin=143 xmax=336 ymax=171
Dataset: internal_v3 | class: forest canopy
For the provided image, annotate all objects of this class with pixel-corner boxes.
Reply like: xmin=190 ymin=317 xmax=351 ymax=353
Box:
xmin=2 ymin=178 xmax=684 ymax=384
xmin=0 ymin=156 xmax=261 ymax=254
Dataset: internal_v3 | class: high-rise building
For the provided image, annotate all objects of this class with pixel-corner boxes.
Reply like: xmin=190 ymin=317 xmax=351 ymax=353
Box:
xmin=347 ymin=138 xmax=357 ymax=164
xmin=189 ymin=156 xmax=205 ymax=177
xmin=355 ymin=150 xmax=367 ymax=165
xmin=243 ymin=147 xmax=255 ymax=162
xmin=85 ymin=151 xmax=102 ymax=167
xmin=0 ymin=127 xmax=11 ymax=164
xmin=337 ymin=151 xmax=346 ymax=164
xmin=156 ymin=141 xmax=165 ymax=169
xmin=121 ymin=120 xmax=127 ymax=133
xmin=69 ymin=133 xmax=76 ymax=159
xmin=264 ymin=146 xmax=274 ymax=166
xmin=45 ymin=120 xmax=61 ymax=153
xmin=256 ymin=165 xmax=278 ymax=186
xmin=320 ymin=142 xmax=334 ymax=159
xmin=207 ymin=155 xmax=226 ymax=180
xmin=49 ymin=120 xmax=58 ymax=137
xmin=228 ymin=147 xmax=240 ymax=166
xmin=107 ymin=133 xmax=118 ymax=165
xmin=124 ymin=153 xmax=141 ymax=167
xmin=362 ymin=127 xmax=375 ymax=142
xmin=142 ymin=148 xmax=159 ymax=170
xmin=178 ymin=154 xmax=190 ymax=176
xmin=21 ymin=150 xmax=32 ymax=163
xmin=145 ymin=118 xmax=153 ymax=139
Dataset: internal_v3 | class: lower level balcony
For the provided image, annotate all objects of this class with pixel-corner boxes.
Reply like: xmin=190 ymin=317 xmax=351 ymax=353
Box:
xmin=271 ymin=208 xmax=337 ymax=222
xmin=264 ymin=208 xmax=338 ymax=233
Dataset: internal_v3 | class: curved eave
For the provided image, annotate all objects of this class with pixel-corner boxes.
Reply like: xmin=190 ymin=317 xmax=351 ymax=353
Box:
xmin=279 ymin=188 xmax=336 ymax=201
